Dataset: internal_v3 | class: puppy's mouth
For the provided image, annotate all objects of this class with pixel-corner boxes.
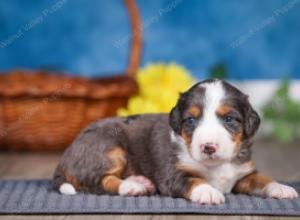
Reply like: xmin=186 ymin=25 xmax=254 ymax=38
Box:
xmin=197 ymin=150 xmax=231 ymax=165
xmin=200 ymin=155 xmax=226 ymax=166
xmin=202 ymin=153 xmax=218 ymax=160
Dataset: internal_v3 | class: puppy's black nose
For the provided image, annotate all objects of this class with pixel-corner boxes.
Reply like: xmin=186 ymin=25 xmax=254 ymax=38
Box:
xmin=203 ymin=143 xmax=216 ymax=155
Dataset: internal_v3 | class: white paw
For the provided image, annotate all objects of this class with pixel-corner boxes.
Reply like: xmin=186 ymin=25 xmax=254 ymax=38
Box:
xmin=126 ymin=175 xmax=156 ymax=194
xmin=59 ymin=183 xmax=77 ymax=195
xmin=190 ymin=184 xmax=225 ymax=204
xmin=118 ymin=180 xmax=147 ymax=196
xmin=263 ymin=182 xmax=299 ymax=199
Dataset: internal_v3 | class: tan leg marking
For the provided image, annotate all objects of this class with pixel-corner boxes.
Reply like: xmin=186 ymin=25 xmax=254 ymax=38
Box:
xmin=102 ymin=176 xmax=122 ymax=194
xmin=63 ymin=172 xmax=85 ymax=192
xmin=175 ymin=163 xmax=208 ymax=199
xmin=102 ymin=147 xmax=127 ymax=194
xmin=184 ymin=177 xmax=207 ymax=199
xmin=233 ymin=171 xmax=273 ymax=194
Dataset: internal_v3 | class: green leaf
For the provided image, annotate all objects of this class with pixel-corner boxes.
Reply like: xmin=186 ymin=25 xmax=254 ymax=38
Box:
xmin=210 ymin=62 xmax=227 ymax=79
xmin=263 ymin=103 xmax=278 ymax=119
xmin=276 ymin=80 xmax=289 ymax=99
xmin=285 ymin=99 xmax=300 ymax=121
xmin=273 ymin=120 xmax=296 ymax=143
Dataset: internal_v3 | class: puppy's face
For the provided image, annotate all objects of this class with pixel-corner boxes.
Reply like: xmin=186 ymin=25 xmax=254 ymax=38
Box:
xmin=170 ymin=79 xmax=260 ymax=166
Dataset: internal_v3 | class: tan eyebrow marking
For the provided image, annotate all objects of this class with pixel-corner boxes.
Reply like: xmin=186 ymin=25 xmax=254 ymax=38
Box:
xmin=189 ymin=105 xmax=202 ymax=118
xmin=217 ymin=104 xmax=232 ymax=117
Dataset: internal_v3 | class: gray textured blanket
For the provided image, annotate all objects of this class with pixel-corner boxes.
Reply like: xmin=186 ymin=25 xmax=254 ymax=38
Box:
xmin=0 ymin=180 xmax=299 ymax=215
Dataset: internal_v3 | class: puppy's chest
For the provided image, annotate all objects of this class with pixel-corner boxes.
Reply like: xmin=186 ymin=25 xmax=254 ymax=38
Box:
xmin=203 ymin=163 xmax=252 ymax=193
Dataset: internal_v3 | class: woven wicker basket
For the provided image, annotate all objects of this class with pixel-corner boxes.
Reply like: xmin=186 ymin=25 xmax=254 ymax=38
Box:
xmin=0 ymin=0 xmax=141 ymax=151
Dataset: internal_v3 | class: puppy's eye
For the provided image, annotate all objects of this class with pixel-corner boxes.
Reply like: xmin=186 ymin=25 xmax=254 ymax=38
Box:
xmin=185 ymin=117 xmax=196 ymax=127
xmin=223 ymin=115 xmax=234 ymax=123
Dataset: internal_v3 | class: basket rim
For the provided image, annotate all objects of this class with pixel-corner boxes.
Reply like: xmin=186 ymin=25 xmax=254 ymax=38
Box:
xmin=0 ymin=70 xmax=138 ymax=99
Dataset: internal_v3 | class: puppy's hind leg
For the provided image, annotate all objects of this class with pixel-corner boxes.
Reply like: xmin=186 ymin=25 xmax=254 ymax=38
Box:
xmin=102 ymin=147 xmax=149 ymax=196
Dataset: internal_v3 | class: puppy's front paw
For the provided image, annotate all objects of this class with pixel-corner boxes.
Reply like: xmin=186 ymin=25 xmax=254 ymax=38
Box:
xmin=118 ymin=180 xmax=147 ymax=196
xmin=190 ymin=184 xmax=225 ymax=204
xmin=263 ymin=182 xmax=299 ymax=199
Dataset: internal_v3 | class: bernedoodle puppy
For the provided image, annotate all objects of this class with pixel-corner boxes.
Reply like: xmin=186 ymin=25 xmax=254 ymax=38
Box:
xmin=53 ymin=79 xmax=298 ymax=204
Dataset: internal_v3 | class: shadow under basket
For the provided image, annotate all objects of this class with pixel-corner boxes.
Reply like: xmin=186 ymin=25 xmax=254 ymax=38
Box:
xmin=0 ymin=71 xmax=138 ymax=151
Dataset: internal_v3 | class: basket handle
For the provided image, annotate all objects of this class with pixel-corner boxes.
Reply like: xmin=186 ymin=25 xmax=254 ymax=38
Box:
xmin=124 ymin=0 xmax=142 ymax=78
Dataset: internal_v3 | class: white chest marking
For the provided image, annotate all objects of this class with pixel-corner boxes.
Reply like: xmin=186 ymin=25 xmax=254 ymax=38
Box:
xmin=203 ymin=162 xmax=252 ymax=193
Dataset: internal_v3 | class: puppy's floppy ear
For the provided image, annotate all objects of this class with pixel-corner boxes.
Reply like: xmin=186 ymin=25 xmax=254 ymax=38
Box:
xmin=169 ymin=93 xmax=186 ymax=134
xmin=170 ymin=105 xmax=181 ymax=134
xmin=243 ymin=98 xmax=260 ymax=139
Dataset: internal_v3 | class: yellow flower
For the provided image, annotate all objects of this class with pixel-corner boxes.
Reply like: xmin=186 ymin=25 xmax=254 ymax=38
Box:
xmin=117 ymin=63 xmax=195 ymax=116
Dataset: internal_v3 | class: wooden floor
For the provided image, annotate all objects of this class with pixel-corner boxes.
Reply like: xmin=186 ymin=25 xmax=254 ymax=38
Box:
xmin=0 ymin=139 xmax=300 ymax=220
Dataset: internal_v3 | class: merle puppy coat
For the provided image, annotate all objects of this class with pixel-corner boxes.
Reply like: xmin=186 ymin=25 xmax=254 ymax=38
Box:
xmin=53 ymin=79 xmax=298 ymax=204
